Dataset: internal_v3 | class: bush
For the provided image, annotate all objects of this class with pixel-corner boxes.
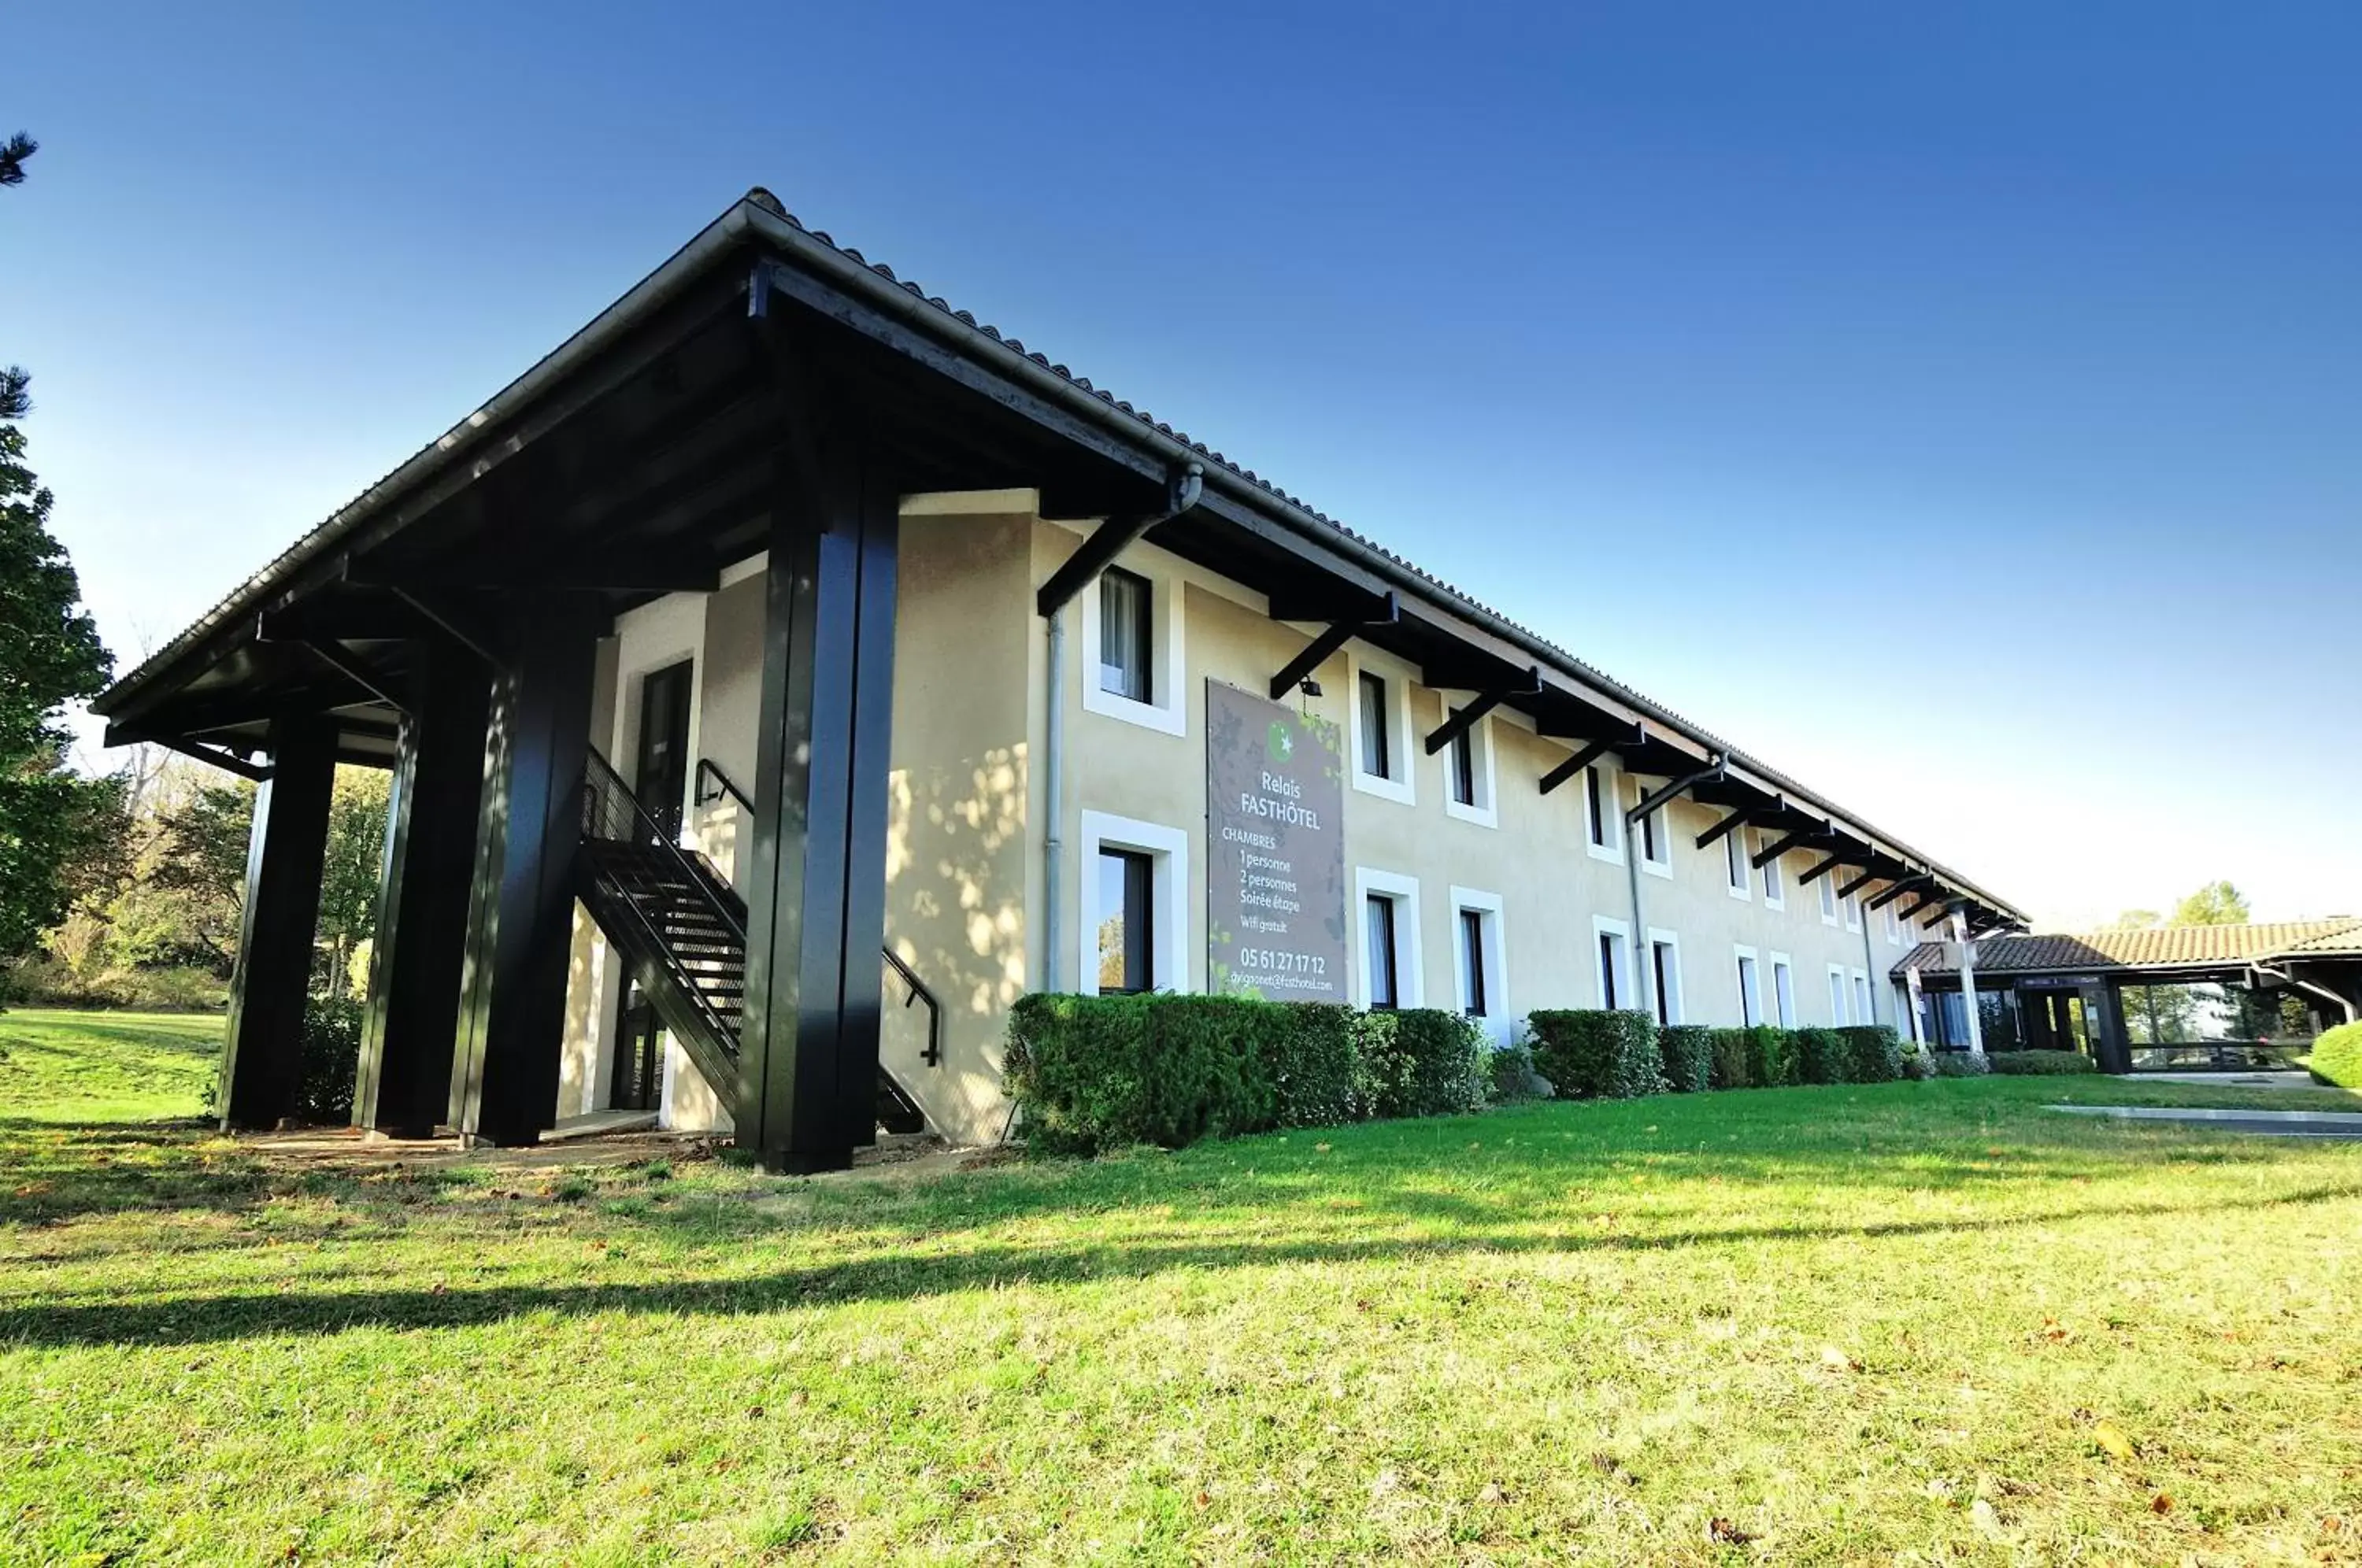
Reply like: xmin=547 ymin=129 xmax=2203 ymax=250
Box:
xmin=1487 ymin=1036 xmax=1553 ymax=1104
xmin=1897 ymin=1043 xmax=1936 ymax=1081
xmin=2310 ymin=1021 xmax=2362 ymax=1089
xmin=1005 ymin=993 xmax=1278 ymax=1155
xmin=1657 ymin=1024 xmax=1714 ymax=1094
xmin=1266 ymin=1003 xmax=1361 ymax=1127
xmin=1704 ymin=1027 xmax=1750 ymax=1090
xmin=1837 ymin=1025 xmax=1906 ymax=1084
xmin=1357 ymin=1009 xmax=1490 ymax=1119
xmin=297 ymin=992 xmax=365 ymax=1122
xmin=1742 ymin=1024 xmax=1797 ymax=1088
xmin=1793 ymin=1027 xmax=1852 ymax=1085
xmin=1986 ymin=1049 xmax=2098 ymax=1076
xmin=1928 ymin=1050 xmax=1990 ymax=1078
xmin=1527 ymin=1010 xmax=1664 ymax=1100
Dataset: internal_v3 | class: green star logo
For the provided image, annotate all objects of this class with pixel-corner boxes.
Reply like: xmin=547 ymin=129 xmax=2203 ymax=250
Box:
xmin=1268 ymin=721 xmax=1293 ymax=760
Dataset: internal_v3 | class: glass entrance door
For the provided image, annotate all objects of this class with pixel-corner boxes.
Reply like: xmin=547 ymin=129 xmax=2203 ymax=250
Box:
xmin=635 ymin=660 xmax=694 ymax=841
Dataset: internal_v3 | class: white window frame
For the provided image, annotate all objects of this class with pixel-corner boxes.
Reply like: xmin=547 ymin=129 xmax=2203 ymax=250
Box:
xmin=1583 ymin=760 xmax=1624 ymax=865
xmin=1353 ymin=867 xmax=1424 ymax=1010
xmin=1646 ymin=926 xmax=1685 ymax=1025
xmin=1724 ymin=826 xmax=1753 ymax=901
xmin=1758 ymin=830 xmax=1784 ymax=909
xmin=1591 ymin=914 xmax=1635 ymax=1011
xmin=1449 ymin=885 xmax=1509 ymax=1041
xmin=1769 ymin=952 xmax=1796 ymax=1027
xmin=1077 ymin=810 xmax=1192 ymax=996
xmin=1077 ymin=557 xmax=1186 ymax=737
xmin=1851 ymin=968 xmax=1874 ymax=1027
xmin=1438 ymin=697 xmax=1498 ymax=830
xmin=1883 ymin=897 xmax=1902 ymax=946
xmin=1631 ymin=775 xmax=1672 ymax=880
xmin=1734 ymin=944 xmax=1762 ymax=1027
xmin=1819 ymin=871 xmax=1840 ymax=926
xmin=1843 ymin=887 xmax=1864 ymax=933
xmin=1827 ymin=964 xmax=1850 ymax=1024
xmin=1345 ymin=648 xmax=1416 ymax=807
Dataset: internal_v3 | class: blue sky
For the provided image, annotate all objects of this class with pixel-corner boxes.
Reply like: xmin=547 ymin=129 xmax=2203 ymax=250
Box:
xmin=7 ymin=1 xmax=2358 ymax=928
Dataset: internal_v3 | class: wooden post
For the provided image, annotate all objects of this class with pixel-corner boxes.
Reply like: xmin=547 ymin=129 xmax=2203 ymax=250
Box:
xmin=449 ymin=596 xmax=603 ymax=1146
xmin=217 ymin=714 xmax=338 ymax=1130
xmin=737 ymin=436 xmax=900 ymax=1174
xmin=355 ymin=640 xmax=491 ymax=1137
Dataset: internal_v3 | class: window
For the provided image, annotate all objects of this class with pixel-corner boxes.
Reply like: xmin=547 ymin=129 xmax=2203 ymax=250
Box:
xmin=1724 ymin=827 xmax=1751 ymax=899
xmin=1819 ymin=872 xmax=1839 ymax=923
xmin=1883 ymin=900 xmax=1902 ymax=945
xmin=1095 ymin=848 xmax=1153 ymax=993
xmin=1354 ymin=867 xmax=1422 ymax=1009
xmin=1459 ymin=910 xmax=1489 ymax=1016
xmin=1357 ymin=671 xmax=1393 ymax=780
xmin=1347 ymin=652 xmax=1415 ymax=805
xmin=1828 ymin=967 xmax=1849 ymax=1024
xmin=1451 ymin=886 xmax=1506 ymax=1038
xmin=1648 ymin=930 xmax=1684 ymax=1025
xmin=1584 ymin=764 xmax=1622 ymax=861
xmin=1365 ymin=893 xmax=1401 ymax=1008
xmin=1771 ymin=954 xmax=1796 ymax=1026
xmin=1852 ymin=971 xmax=1873 ymax=1026
xmin=1440 ymin=704 xmax=1496 ymax=827
xmin=1079 ymin=556 xmax=1185 ymax=735
xmin=1593 ymin=916 xmax=1633 ymax=1011
xmin=1843 ymin=888 xmax=1863 ymax=933
xmin=1098 ymin=568 xmax=1152 ymax=703
xmin=1078 ymin=811 xmax=1190 ymax=997
xmin=1759 ymin=831 xmax=1783 ymax=908
xmin=1632 ymin=778 xmax=1669 ymax=876
xmin=1736 ymin=949 xmax=1762 ymax=1026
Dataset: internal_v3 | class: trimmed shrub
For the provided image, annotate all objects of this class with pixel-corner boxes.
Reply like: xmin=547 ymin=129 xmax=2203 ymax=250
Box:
xmin=1706 ymin=1027 xmax=1751 ymax=1090
xmin=2310 ymin=1021 xmax=2362 ymax=1089
xmin=1897 ymin=1044 xmax=1936 ymax=1081
xmin=1794 ymin=1027 xmax=1852 ymax=1085
xmin=1986 ymin=1049 xmax=2098 ymax=1076
xmin=1928 ymin=1050 xmax=1990 ymax=1078
xmin=1527 ymin=1010 xmax=1664 ymax=1100
xmin=1356 ymin=1008 xmax=1490 ymax=1119
xmin=1487 ymin=1037 xmax=1554 ymax=1104
xmin=1657 ymin=1025 xmax=1714 ymax=1094
xmin=1005 ymin=993 xmax=1280 ymax=1155
xmin=298 ymin=992 xmax=364 ymax=1123
xmin=1742 ymin=1024 xmax=1797 ymax=1089
xmin=1267 ymin=1003 xmax=1361 ymax=1126
xmin=1837 ymin=1025 xmax=1906 ymax=1084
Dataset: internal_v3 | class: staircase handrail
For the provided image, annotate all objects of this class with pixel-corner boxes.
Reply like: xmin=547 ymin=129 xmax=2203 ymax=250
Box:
xmin=583 ymin=748 xmax=746 ymax=946
xmin=698 ymin=756 xmax=942 ymax=1070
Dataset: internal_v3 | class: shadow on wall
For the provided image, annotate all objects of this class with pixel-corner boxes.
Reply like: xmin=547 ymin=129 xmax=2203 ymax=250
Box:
xmin=885 ymin=741 xmax=1030 ymax=1132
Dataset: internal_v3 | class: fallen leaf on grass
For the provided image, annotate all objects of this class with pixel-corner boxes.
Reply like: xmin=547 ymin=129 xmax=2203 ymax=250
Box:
xmin=1478 ymin=1481 xmax=1507 ymax=1504
xmin=2093 ymin=1422 xmax=2137 ymax=1462
xmin=1706 ymin=1517 xmax=1756 ymax=1545
xmin=2151 ymin=1492 xmax=2173 ymax=1514
xmin=1820 ymin=1346 xmax=1862 ymax=1373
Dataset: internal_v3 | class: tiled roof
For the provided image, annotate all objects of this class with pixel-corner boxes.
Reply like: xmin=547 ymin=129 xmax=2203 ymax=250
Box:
xmin=1898 ymin=919 xmax=2362 ymax=977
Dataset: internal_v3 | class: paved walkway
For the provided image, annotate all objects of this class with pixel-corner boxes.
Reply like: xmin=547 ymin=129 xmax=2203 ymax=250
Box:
xmin=2050 ymin=1104 xmax=2362 ymax=1141
xmin=2134 ymin=1070 xmax=2317 ymax=1090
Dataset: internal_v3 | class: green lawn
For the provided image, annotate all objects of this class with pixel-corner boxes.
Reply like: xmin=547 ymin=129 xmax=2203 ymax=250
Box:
xmin=2 ymin=1015 xmax=2358 ymax=1565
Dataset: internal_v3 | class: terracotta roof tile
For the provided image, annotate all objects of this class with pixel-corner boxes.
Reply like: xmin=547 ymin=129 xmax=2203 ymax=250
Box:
xmin=1897 ymin=919 xmax=2362 ymax=977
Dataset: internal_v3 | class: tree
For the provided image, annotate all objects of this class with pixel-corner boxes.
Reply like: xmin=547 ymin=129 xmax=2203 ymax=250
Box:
xmin=0 ymin=370 xmax=118 ymax=974
xmin=145 ymin=778 xmax=257 ymax=971
xmin=2171 ymin=881 xmax=2249 ymax=927
xmin=2112 ymin=908 xmax=2160 ymax=930
xmin=0 ymin=132 xmax=32 ymax=189
xmin=316 ymin=768 xmax=391 ymax=997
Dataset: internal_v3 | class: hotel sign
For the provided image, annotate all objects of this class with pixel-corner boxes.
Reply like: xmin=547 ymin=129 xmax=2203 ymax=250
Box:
xmin=1205 ymin=679 xmax=1349 ymax=1002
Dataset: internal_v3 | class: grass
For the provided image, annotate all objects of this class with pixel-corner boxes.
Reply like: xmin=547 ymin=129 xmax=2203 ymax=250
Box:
xmin=2 ymin=1015 xmax=2359 ymax=1564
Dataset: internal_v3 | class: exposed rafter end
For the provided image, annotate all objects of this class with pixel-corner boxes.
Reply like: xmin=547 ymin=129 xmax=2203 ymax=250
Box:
xmin=1868 ymin=874 xmax=1931 ymax=911
xmin=104 ymin=727 xmax=271 ymax=782
xmin=1752 ymin=819 xmax=1831 ymax=870
xmin=1035 ymin=462 xmax=1205 ymax=619
xmin=1694 ymin=806 xmax=1757 ymax=852
xmin=1424 ymin=665 xmax=1542 ymax=756
xmin=1627 ymin=756 xmax=1724 ymax=823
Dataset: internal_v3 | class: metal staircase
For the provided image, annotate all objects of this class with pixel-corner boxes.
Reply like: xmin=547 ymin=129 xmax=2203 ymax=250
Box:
xmin=577 ymin=749 xmax=928 ymax=1138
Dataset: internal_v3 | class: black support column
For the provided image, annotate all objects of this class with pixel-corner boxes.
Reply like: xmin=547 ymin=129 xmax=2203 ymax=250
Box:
xmin=217 ymin=714 xmax=338 ymax=1130
xmin=738 ymin=435 xmax=900 ymax=1174
xmin=449 ymin=597 xmax=604 ymax=1146
xmin=355 ymin=640 xmax=491 ymax=1137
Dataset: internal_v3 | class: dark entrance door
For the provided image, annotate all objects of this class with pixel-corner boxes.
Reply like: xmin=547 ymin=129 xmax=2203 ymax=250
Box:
xmin=635 ymin=660 xmax=694 ymax=840
xmin=612 ymin=979 xmax=664 ymax=1111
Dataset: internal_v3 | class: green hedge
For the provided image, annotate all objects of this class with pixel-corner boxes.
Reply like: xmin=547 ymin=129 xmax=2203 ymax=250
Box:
xmin=1705 ymin=1027 xmax=1751 ymax=1090
xmin=1986 ymin=1049 xmax=2098 ymax=1076
xmin=1793 ymin=1027 xmax=1850 ymax=1085
xmin=1743 ymin=1024 xmax=1797 ymax=1089
xmin=1658 ymin=1025 xmax=1714 ymax=1093
xmin=1488 ymin=1040 xmax=1554 ymax=1104
xmin=1929 ymin=1050 xmax=1990 ymax=1078
xmin=2310 ymin=1022 xmax=2362 ymax=1089
xmin=1836 ymin=1025 xmax=1906 ymax=1083
xmin=1527 ymin=1010 xmax=1664 ymax=1100
xmin=1004 ymin=994 xmax=1486 ymax=1155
